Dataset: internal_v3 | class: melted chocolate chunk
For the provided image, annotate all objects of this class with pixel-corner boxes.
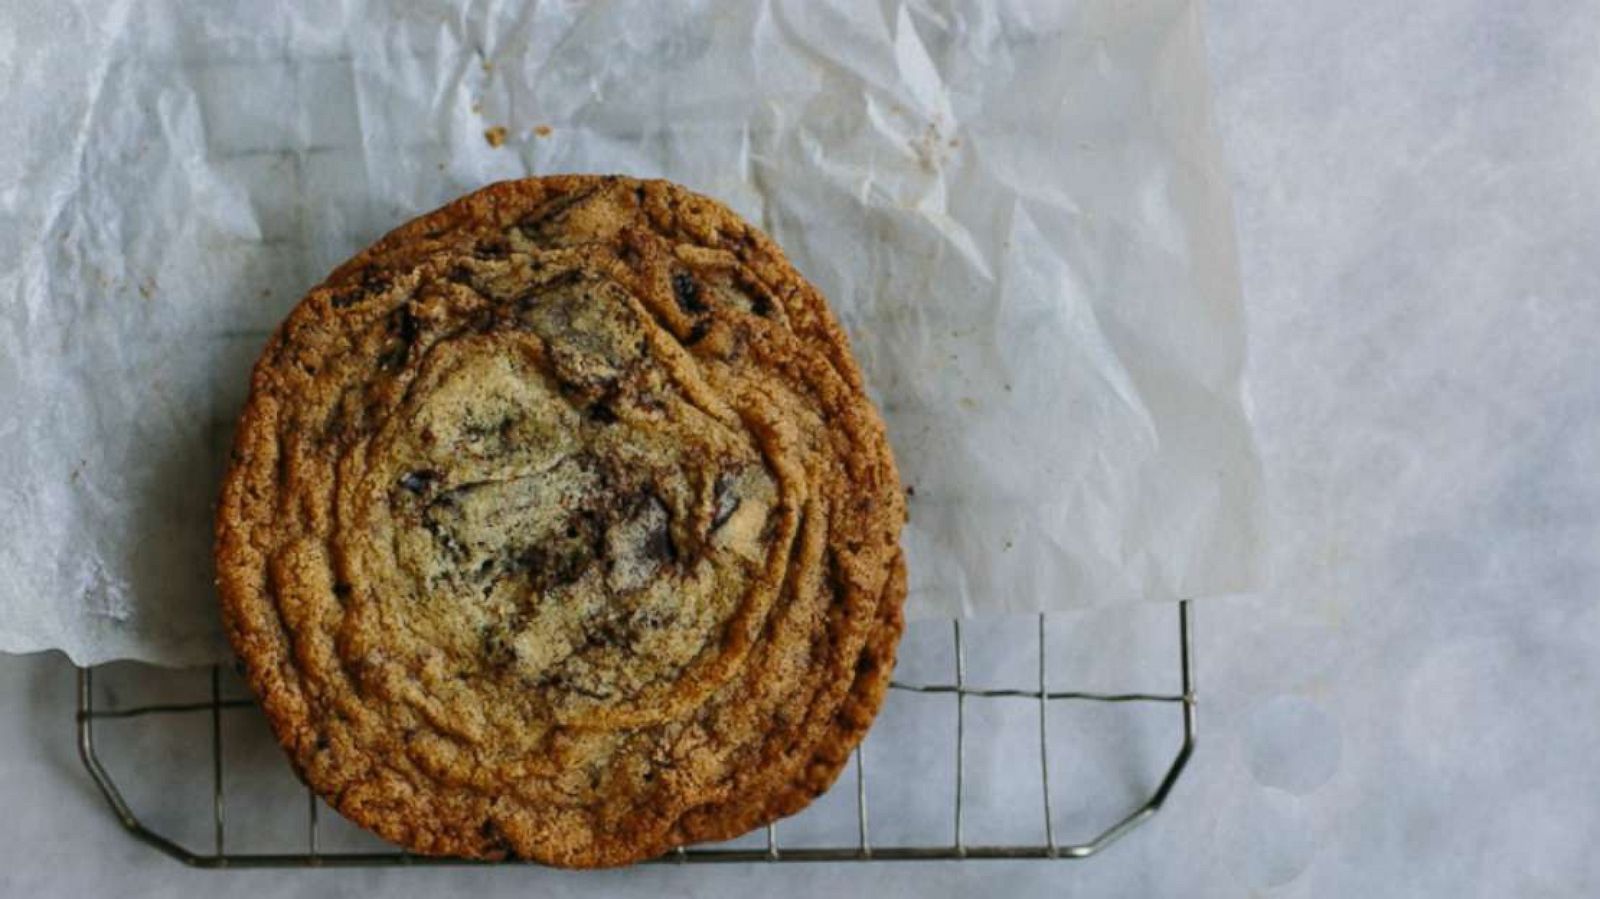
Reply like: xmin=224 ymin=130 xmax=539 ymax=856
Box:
xmin=478 ymin=819 xmax=516 ymax=857
xmin=512 ymin=538 xmax=596 ymax=593
xmin=420 ymin=511 xmax=466 ymax=561
xmin=516 ymin=187 xmax=600 ymax=241
xmin=643 ymin=513 xmax=677 ymax=564
xmin=464 ymin=307 xmax=496 ymax=333
xmin=394 ymin=305 xmax=421 ymax=343
xmin=332 ymin=270 xmax=392 ymax=309
xmin=379 ymin=305 xmax=422 ymax=370
xmin=398 ymin=469 xmax=440 ymax=494
xmin=473 ymin=238 xmax=510 ymax=260
xmin=672 ymin=272 xmax=707 ymax=314
xmin=711 ymin=474 xmax=739 ymax=531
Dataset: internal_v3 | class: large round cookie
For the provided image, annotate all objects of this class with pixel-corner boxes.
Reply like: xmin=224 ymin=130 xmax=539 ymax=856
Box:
xmin=214 ymin=176 xmax=906 ymax=868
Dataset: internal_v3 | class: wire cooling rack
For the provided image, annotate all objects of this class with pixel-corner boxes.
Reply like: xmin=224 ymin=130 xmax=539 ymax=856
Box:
xmin=76 ymin=602 xmax=1195 ymax=867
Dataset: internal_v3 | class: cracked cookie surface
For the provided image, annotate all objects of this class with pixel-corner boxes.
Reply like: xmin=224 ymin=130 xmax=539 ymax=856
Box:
xmin=214 ymin=176 xmax=906 ymax=868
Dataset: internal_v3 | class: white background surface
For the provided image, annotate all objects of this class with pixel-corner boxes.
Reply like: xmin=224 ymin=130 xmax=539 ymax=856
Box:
xmin=5 ymin=1 xmax=1600 ymax=896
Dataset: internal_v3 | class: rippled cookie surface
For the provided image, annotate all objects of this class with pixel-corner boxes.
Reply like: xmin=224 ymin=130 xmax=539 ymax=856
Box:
xmin=215 ymin=176 xmax=905 ymax=868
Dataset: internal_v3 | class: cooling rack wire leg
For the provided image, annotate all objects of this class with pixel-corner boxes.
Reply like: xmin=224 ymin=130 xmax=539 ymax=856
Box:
xmin=211 ymin=665 xmax=225 ymax=861
xmin=1038 ymin=613 xmax=1057 ymax=856
xmin=952 ymin=619 xmax=967 ymax=858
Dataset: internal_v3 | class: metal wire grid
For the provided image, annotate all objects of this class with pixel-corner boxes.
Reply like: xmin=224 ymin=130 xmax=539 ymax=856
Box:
xmin=76 ymin=602 xmax=1195 ymax=867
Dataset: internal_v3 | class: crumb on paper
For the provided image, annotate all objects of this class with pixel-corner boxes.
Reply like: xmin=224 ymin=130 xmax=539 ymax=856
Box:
xmin=484 ymin=125 xmax=508 ymax=148
xmin=534 ymin=124 xmax=552 ymax=138
xmin=482 ymin=59 xmax=493 ymax=73
xmin=905 ymin=485 xmax=916 ymax=497
xmin=911 ymin=120 xmax=956 ymax=173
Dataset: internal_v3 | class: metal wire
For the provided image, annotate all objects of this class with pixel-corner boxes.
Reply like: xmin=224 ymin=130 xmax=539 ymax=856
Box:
xmin=952 ymin=619 xmax=967 ymax=857
xmin=856 ymin=747 xmax=870 ymax=858
xmin=74 ymin=602 xmax=1198 ymax=867
xmin=307 ymin=789 xmax=319 ymax=860
xmin=1038 ymin=614 xmax=1056 ymax=856
xmin=211 ymin=666 xmax=225 ymax=860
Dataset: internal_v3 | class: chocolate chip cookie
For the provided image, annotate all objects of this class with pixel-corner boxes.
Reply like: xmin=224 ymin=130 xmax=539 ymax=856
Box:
xmin=214 ymin=176 xmax=906 ymax=868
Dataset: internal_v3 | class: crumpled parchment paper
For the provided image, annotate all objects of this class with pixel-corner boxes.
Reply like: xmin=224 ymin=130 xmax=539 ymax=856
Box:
xmin=0 ymin=0 xmax=1261 ymax=665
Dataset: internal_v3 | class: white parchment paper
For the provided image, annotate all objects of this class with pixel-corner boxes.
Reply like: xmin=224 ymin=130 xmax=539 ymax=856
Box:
xmin=0 ymin=0 xmax=1261 ymax=666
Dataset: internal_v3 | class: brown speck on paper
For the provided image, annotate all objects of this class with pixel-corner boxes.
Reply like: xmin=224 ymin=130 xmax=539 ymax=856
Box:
xmin=534 ymin=124 xmax=553 ymax=138
xmin=911 ymin=120 xmax=957 ymax=173
xmin=484 ymin=126 xmax=508 ymax=148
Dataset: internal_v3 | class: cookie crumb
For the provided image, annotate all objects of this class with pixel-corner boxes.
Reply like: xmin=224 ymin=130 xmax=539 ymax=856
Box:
xmin=484 ymin=126 xmax=508 ymax=148
xmin=534 ymin=124 xmax=553 ymax=138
